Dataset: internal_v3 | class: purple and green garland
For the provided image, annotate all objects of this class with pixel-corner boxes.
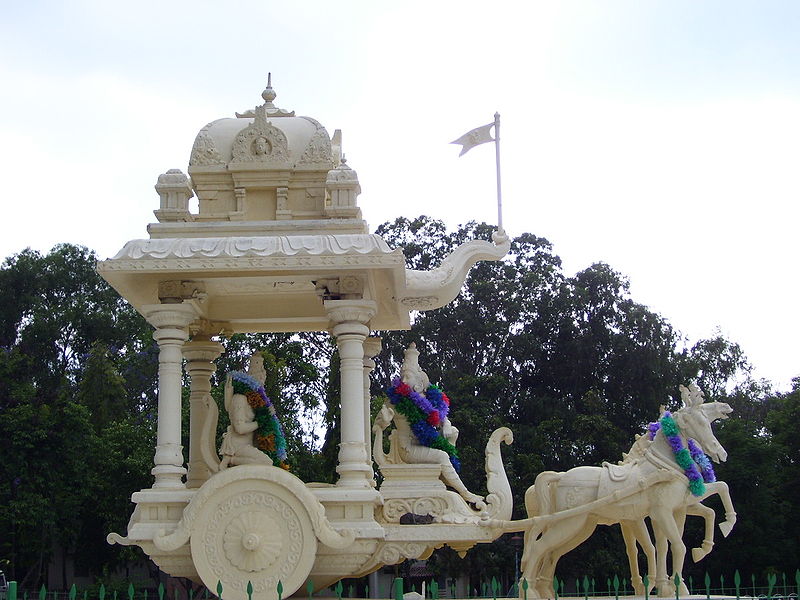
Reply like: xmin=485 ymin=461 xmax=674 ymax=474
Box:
xmin=386 ymin=378 xmax=460 ymax=472
xmin=230 ymin=371 xmax=289 ymax=470
xmin=647 ymin=411 xmax=715 ymax=496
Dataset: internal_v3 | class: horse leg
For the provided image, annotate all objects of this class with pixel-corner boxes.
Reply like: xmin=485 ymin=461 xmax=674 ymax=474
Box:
xmin=522 ymin=516 xmax=591 ymax=599
xmin=520 ymin=524 xmax=545 ymax=598
xmin=624 ymin=519 xmax=656 ymax=595
xmin=652 ymin=507 xmax=688 ymax=597
xmin=537 ymin=517 xmax=597 ymax=598
xmin=709 ymin=481 xmax=737 ymax=537
xmin=651 ymin=517 xmax=674 ymax=596
xmin=687 ymin=503 xmax=715 ymax=562
xmin=621 ymin=521 xmax=644 ymax=595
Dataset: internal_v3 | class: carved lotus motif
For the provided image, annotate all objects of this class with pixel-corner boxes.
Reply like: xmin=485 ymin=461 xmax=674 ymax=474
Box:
xmin=222 ymin=511 xmax=282 ymax=572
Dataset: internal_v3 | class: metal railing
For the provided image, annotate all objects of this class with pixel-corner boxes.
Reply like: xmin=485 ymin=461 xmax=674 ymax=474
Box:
xmin=3 ymin=570 xmax=799 ymax=600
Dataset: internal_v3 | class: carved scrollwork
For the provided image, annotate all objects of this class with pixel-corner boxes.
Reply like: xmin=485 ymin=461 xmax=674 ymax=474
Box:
xmin=376 ymin=542 xmax=431 ymax=565
xmin=383 ymin=498 xmax=448 ymax=522
xmin=190 ymin=123 xmax=225 ymax=167
xmin=297 ymin=124 xmax=333 ymax=167
xmin=482 ymin=427 xmax=514 ymax=521
xmin=107 ymin=234 xmax=394 ymax=261
xmin=399 ymin=296 xmax=440 ymax=310
xmin=400 ymin=237 xmax=511 ymax=311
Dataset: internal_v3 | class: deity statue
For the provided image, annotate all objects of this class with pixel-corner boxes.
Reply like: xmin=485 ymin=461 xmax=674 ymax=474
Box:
xmin=219 ymin=352 xmax=289 ymax=469
xmin=376 ymin=343 xmax=485 ymax=508
xmin=253 ymin=136 xmax=269 ymax=155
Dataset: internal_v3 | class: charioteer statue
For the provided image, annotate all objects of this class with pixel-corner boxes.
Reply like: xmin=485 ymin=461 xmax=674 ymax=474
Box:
xmin=375 ymin=343 xmax=486 ymax=509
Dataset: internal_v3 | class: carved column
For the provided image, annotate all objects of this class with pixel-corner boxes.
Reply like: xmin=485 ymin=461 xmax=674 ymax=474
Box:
xmin=183 ymin=335 xmax=224 ymax=489
xmin=362 ymin=336 xmax=382 ymax=470
xmin=325 ymin=299 xmax=377 ymax=488
xmin=143 ymin=303 xmax=199 ymax=489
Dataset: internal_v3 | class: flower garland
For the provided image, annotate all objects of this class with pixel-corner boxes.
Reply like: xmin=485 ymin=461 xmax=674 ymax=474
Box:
xmin=386 ymin=377 xmax=460 ymax=472
xmin=646 ymin=412 xmax=715 ymax=496
xmin=230 ymin=371 xmax=289 ymax=470
xmin=687 ymin=438 xmax=716 ymax=484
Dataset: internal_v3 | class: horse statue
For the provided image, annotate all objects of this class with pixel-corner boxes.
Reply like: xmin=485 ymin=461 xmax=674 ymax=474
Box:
xmin=619 ymin=385 xmax=736 ymax=596
xmin=490 ymin=384 xmax=733 ymax=599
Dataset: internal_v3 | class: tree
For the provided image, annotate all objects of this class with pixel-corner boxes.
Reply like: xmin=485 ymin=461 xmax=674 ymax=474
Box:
xmin=77 ymin=342 xmax=128 ymax=430
xmin=0 ymin=244 xmax=154 ymax=586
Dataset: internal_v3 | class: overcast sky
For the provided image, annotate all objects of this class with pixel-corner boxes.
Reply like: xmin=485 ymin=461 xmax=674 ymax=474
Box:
xmin=1 ymin=1 xmax=798 ymax=390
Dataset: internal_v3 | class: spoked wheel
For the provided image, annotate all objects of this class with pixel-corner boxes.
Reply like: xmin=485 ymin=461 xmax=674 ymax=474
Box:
xmin=190 ymin=475 xmax=317 ymax=600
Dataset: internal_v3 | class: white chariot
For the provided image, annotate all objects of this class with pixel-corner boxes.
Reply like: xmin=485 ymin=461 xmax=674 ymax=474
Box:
xmin=100 ymin=81 xmax=514 ymax=600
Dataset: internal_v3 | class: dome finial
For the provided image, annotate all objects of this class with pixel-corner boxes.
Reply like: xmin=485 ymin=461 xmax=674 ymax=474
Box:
xmin=261 ymin=73 xmax=277 ymax=106
xmin=235 ymin=74 xmax=295 ymax=118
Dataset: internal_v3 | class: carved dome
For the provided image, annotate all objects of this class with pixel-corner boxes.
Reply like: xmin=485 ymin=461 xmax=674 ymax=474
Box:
xmin=162 ymin=76 xmax=359 ymax=229
xmin=189 ymin=76 xmax=335 ymax=172
xmin=189 ymin=115 xmax=335 ymax=171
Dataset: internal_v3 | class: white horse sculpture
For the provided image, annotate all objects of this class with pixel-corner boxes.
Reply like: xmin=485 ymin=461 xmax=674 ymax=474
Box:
xmin=506 ymin=386 xmax=732 ymax=599
xmin=619 ymin=385 xmax=737 ymax=595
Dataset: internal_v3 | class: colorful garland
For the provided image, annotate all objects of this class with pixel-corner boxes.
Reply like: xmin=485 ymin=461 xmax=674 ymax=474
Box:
xmin=386 ymin=377 xmax=460 ymax=472
xmin=646 ymin=412 xmax=715 ymax=496
xmin=230 ymin=371 xmax=289 ymax=470
xmin=687 ymin=438 xmax=716 ymax=484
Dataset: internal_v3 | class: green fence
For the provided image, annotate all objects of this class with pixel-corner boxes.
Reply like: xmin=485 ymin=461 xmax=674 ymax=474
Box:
xmin=4 ymin=570 xmax=799 ymax=600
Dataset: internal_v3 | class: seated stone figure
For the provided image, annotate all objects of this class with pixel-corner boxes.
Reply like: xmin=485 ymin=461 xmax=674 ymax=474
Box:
xmin=376 ymin=343 xmax=485 ymax=508
xmin=219 ymin=352 xmax=288 ymax=469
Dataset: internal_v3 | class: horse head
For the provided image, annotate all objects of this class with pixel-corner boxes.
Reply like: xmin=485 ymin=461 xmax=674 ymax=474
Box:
xmin=699 ymin=401 xmax=733 ymax=422
xmin=673 ymin=384 xmax=731 ymax=463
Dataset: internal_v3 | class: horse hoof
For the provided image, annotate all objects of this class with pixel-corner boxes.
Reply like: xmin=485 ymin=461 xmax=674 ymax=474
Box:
xmin=719 ymin=521 xmax=734 ymax=537
xmin=692 ymin=547 xmax=707 ymax=562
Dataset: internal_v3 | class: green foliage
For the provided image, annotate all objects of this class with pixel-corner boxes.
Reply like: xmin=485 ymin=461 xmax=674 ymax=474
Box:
xmin=0 ymin=244 xmax=154 ymax=587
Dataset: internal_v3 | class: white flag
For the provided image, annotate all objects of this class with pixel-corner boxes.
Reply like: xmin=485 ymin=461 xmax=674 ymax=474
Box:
xmin=451 ymin=122 xmax=495 ymax=156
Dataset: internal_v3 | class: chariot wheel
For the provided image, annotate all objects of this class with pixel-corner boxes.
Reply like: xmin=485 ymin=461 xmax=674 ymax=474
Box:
xmin=190 ymin=474 xmax=318 ymax=600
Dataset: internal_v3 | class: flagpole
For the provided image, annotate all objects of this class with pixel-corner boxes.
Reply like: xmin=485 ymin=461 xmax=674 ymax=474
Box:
xmin=494 ymin=112 xmax=503 ymax=233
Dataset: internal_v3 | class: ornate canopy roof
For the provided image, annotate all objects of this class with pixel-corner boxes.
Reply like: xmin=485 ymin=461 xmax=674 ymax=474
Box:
xmin=97 ymin=77 xmax=509 ymax=334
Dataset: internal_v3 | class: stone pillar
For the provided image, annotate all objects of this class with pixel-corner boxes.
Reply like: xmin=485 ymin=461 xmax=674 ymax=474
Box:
xmin=324 ymin=299 xmax=377 ymax=488
xmin=362 ymin=336 xmax=382 ymax=469
xmin=183 ymin=336 xmax=224 ymax=489
xmin=143 ymin=303 xmax=199 ymax=489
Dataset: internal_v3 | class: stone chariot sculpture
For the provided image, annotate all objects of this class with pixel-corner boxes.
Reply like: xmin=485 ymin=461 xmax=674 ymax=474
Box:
xmin=97 ymin=77 xmax=737 ymax=600
xmin=101 ymin=79 xmax=514 ymax=600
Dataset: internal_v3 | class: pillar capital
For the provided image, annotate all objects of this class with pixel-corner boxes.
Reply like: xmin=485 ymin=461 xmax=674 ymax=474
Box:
xmin=182 ymin=338 xmax=225 ymax=363
xmin=363 ymin=336 xmax=382 ymax=361
xmin=143 ymin=302 xmax=200 ymax=331
xmin=324 ymin=299 xmax=376 ymax=329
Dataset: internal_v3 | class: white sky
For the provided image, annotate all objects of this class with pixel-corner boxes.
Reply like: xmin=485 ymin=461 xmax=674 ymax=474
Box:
xmin=1 ymin=1 xmax=798 ymax=390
